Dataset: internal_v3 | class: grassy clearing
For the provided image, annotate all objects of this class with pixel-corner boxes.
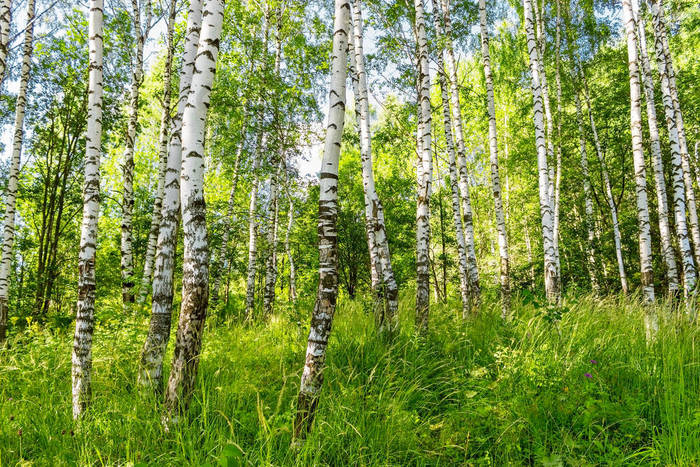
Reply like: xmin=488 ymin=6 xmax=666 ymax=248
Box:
xmin=1 ymin=292 xmax=699 ymax=465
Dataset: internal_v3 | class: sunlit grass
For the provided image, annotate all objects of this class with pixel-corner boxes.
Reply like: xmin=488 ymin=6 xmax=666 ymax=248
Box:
xmin=1 ymin=291 xmax=699 ymax=465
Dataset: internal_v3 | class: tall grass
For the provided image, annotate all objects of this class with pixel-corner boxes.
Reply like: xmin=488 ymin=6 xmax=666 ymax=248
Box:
xmin=0 ymin=291 xmax=699 ymax=465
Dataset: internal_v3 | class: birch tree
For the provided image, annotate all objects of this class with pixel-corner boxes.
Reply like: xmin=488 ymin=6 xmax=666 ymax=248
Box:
xmin=263 ymin=159 xmax=282 ymax=315
xmin=431 ymin=0 xmax=471 ymax=317
xmin=579 ymin=63 xmax=629 ymax=294
xmin=72 ymin=0 xmax=103 ymax=418
xmin=211 ymin=140 xmax=243 ymax=303
xmin=138 ymin=0 xmax=176 ymax=304
xmin=0 ymin=0 xmax=35 ymax=344
xmin=0 ymin=0 xmax=10 ymax=87
xmin=283 ymin=167 xmax=297 ymax=302
xmin=478 ymin=0 xmax=510 ymax=314
xmin=645 ymin=0 xmax=697 ymax=294
xmin=138 ymin=0 xmax=203 ymax=390
xmin=631 ymin=0 xmax=679 ymax=294
xmin=414 ymin=0 xmax=433 ymax=330
xmin=245 ymin=129 xmax=262 ymax=318
xmin=164 ymin=0 xmax=224 ymax=416
xmin=649 ymin=0 xmax=700 ymax=274
xmin=573 ymin=91 xmax=599 ymax=293
xmin=523 ymin=0 xmax=559 ymax=303
xmin=121 ymin=0 xmax=152 ymax=307
xmin=293 ymin=0 xmax=349 ymax=442
xmin=439 ymin=0 xmax=480 ymax=309
xmin=349 ymin=0 xmax=398 ymax=330
xmin=622 ymin=0 xmax=654 ymax=302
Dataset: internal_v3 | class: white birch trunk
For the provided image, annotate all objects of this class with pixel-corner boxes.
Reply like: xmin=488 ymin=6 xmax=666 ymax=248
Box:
xmin=632 ymin=0 xmax=681 ymax=294
xmin=523 ymin=0 xmax=559 ymax=303
xmin=431 ymin=0 xmax=470 ymax=317
xmin=138 ymin=0 xmax=176 ymax=304
xmin=580 ymin=65 xmax=629 ymax=294
xmin=646 ymin=0 xmax=697 ymax=295
xmin=622 ymin=0 xmax=654 ymax=302
xmin=439 ymin=0 xmax=480 ymax=308
xmin=211 ymin=140 xmax=243 ymax=303
xmin=164 ymin=0 xmax=224 ymax=416
xmin=414 ymin=0 xmax=433 ymax=330
xmin=349 ymin=0 xmax=399 ymax=330
xmin=573 ymin=91 xmax=599 ymax=293
xmin=72 ymin=0 xmax=103 ymax=418
xmin=121 ymin=0 xmax=152 ymax=307
xmin=293 ymin=0 xmax=349 ymax=442
xmin=0 ymin=0 xmax=34 ymax=344
xmin=649 ymin=0 xmax=700 ymax=274
xmin=263 ymin=158 xmax=282 ymax=315
xmin=479 ymin=0 xmax=510 ymax=315
xmin=283 ymin=169 xmax=296 ymax=303
xmin=0 ymin=0 xmax=11 ymax=87
xmin=138 ymin=0 xmax=202 ymax=391
xmin=245 ymin=128 xmax=262 ymax=319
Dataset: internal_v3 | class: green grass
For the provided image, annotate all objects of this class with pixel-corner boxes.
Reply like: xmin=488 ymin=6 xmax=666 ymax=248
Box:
xmin=1 ymin=291 xmax=700 ymax=465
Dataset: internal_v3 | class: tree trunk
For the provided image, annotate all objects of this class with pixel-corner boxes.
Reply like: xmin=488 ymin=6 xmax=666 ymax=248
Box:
xmin=164 ymin=0 xmax=224 ymax=417
xmin=72 ymin=0 xmax=103 ymax=418
xmin=0 ymin=0 xmax=11 ymax=87
xmin=245 ymin=128 xmax=262 ymax=319
xmin=263 ymin=158 xmax=282 ymax=315
xmin=573 ymin=91 xmax=599 ymax=293
xmin=646 ymin=0 xmax=697 ymax=295
xmin=431 ymin=0 xmax=470 ymax=316
xmin=211 ymin=140 xmax=243 ymax=303
xmin=0 ymin=0 xmax=35 ymax=344
xmin=649 ymin=0 xmax=700 ymax=281
xmin=138 ymin=0 xmax=203 ymax=392
xmin=121 ymin=0 xmax=152 ymax=308
xmin=479 ymin=0 xmax=510 ymax=316
xmin=632 ymin=0 xmax=681 ymax=295
xmin=293 ymin=0 xmax=349 ymax=443
xmin=622 ymin=0 xmax=654 ymax=302
xmin=283 ymin=168 xmax=297 ymax=303
xmin=579 ymin=64 xmax=629 ymax=294
xmin=439 ymin=0 xmax=480 ymax=309
xmin=413 ymin=0 xmax=433 ymax=331
xmin=522 ymin=0 xmax=559 ymax=304
xmin=349 ymin=0 xmax=399 ymax=331
xmin=138 ymin=0 xmax=176 ymax=304
xmin=534 ymin=0 xmax=561 ymax=278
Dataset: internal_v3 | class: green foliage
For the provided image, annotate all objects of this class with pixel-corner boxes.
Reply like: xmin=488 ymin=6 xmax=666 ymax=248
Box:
xmin=2 ymin=293 xmax=699 ymax=464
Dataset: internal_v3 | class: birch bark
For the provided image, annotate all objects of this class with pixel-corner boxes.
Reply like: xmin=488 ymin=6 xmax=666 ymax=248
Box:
xmin=414 ymin=0 xmax=433 ymax=330
xmin=439 ymin=0 xmax=480 ymax=308
xmin=293 ymin=0 xmax=349 ymax=442
xmin=632 ymin=0 xmax=680 ymax=294
xmin=72 ymin=0 xmax=103 ymax=418
xmin=164 ymin=0 xmax=224 ymax=416
xmin=121 ymin=0 xmax=152 ymax=308
xmin=349 ymin=0 xmax=398 ymax=330
xmin=479 ymin=0 xmax=510 ymax=315
xmin=0 ymin=0 xmax=35 ymax=344
xmin=138 ymin=0 xmax=176 ymax=304
xmin=138 ymin=0 xmax=203 ymax=391
xmin=432 ymin=0 xmax=470 ymax=317
xmin=523 ymin=0 xmax=559 ymax=303
xmin=0 ymin=0 xmax=11 ymax=87
xmin=622 ymin=0 xmax=654 ymax=302
xmin=649 ymin=0 xmax=700 ymax=275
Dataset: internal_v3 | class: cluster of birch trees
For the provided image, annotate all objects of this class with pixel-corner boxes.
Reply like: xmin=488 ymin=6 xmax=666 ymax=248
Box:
xmin=0 ymin=0 xmax=696 ymax=442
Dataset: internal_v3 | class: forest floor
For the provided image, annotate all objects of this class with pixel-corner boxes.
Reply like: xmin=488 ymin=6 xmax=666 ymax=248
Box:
xmin=1 ymin=291 xmax=699 ymax=465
